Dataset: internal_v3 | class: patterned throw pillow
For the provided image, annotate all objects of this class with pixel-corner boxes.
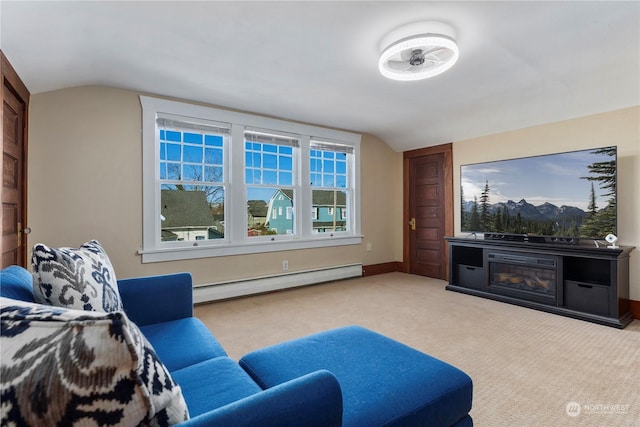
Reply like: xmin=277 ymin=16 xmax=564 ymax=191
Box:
xmin=0 ymin=297 xmax=189 ymax=426
xmin=31 ymin=240 xmax=123 ymax=312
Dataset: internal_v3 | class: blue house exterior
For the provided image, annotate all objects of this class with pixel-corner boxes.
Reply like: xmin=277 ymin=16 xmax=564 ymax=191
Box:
xmin=266 ymin=189 xmax=347 ymax=234
xmin=266 ymin=190 xmax=294 ymax=234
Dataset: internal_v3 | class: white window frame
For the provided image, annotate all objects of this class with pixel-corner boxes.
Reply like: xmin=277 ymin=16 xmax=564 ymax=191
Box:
xmin=140 ymin=96 xmax=362 ymax=263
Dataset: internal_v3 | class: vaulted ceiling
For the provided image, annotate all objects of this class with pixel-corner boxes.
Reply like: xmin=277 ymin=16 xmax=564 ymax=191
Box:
xmin=2 ymin=1 xmax=638 ymax=151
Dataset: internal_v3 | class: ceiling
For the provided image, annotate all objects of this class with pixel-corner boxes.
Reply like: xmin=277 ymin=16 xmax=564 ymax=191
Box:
xmin=1 ymin=1 xmax=639 ymax=152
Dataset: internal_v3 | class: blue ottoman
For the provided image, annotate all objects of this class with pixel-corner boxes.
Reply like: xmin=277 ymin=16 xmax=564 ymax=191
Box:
xmin=240 ymin=325 xmax=473 ymax=427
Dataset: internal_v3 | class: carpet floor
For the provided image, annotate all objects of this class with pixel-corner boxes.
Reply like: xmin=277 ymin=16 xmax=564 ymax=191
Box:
xmin=194 ymin=272 xmax=639 ymax=426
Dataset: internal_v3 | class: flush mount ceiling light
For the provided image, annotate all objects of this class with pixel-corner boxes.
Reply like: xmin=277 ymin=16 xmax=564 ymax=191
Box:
xmin=378 ymin=22 xmax=459 ymax=81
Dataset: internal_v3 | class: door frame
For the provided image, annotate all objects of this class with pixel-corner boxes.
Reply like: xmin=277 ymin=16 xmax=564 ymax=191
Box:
xmin=403 ymin=143 xmax=453 ymax=279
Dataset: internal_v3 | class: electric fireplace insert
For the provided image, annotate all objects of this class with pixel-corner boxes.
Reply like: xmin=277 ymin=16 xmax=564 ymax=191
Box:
xmin=488 ymin=252 xmax=558 ymax=305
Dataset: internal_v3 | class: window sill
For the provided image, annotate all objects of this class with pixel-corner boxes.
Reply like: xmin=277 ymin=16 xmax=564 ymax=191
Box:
xmin=138 ymin=234 xmax=364 ymax=263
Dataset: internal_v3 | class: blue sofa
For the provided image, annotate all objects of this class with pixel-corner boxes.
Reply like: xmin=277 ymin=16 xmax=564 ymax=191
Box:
xmin=1 ymin=266 xmax=473 ymax=426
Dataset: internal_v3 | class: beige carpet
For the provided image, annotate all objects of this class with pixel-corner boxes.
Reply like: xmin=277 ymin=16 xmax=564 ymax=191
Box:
xmin=194 ymin=272 xmax=640 ymax=427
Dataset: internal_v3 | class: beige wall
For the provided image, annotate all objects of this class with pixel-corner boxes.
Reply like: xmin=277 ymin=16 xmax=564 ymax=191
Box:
xmin=27 ymin=86 xmax=404 ymax=285
xmin=26 ymin=85 xmax=638 ymax=300
xmin=452 ymin=106 xmax=640 ymax=300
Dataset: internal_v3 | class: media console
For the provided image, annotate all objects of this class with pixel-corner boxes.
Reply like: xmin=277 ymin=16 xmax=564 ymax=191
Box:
xmin=445 ymin=236 xmax=635 ymax=328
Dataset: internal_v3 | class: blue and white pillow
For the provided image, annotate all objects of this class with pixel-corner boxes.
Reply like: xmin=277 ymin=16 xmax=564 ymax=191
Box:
xmin=0 ymin=297 xmax=189 ymax=426
xmin=31 ymin=240 xmax=123 ymax=312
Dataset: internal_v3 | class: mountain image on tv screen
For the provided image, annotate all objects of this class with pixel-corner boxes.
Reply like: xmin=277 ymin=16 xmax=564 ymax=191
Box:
xmin=460 ymin=146 xmax=616 ymax=239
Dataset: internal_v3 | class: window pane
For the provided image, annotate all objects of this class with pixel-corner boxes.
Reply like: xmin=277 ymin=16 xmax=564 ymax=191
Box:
xmin=184 ymin=145 xmax=203 ymax=163
xmin=263 ymin=170 xmax=278 ymax=184
xmin=263 ymin=153 xmax=277 ymax=169
xmin=279 ymin=171 xmax=292 ymax=185
xmin=310 ymin=158 xmax=319 ymax=173
xmin=167 ymin=163 xmax=181 ymax=180
xmin=183 ymin=132 xmax=203 ymax=144
xmin=205 ymin=166 xmax=223 ymax=182
xmin=160 ymin=185 xmax=224 ymax=242
xmin=165 ymin=130 xmax=181 ymax=142
xmin=279 ymin=155 xmax=292 ymax=170
xmin=205 ymin=135 xmax=223 ymax=146
xmin=205 ymin=148 xmax=223 ymax=165
xmin=167 ymin=144 xmax=181 ymax=161
xmin=253 ymin=153 xmax=262 ymax=167
xmin=312 ymin=189 xmax=348 ymax=233
xmin=183 ymin=165 xmax=203 ymax=181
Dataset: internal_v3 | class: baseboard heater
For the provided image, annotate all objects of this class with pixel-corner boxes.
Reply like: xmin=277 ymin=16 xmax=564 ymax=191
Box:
xmin=193 ymin=263 xmax=363 ymax=304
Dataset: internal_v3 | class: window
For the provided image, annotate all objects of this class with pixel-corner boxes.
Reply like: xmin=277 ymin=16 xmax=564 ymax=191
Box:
xmin=157 ymin=114 xmax=228 ymax=244
xmin=140 ymin=96 xmax=361 ymax=262
xmin=245 ymin=130 xmax=297 ymax=237
xmin=310 ymin=140 xmax=354 ymax=233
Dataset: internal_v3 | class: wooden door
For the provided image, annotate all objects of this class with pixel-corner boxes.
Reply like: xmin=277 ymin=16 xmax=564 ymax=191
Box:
xmin=1 ymin=51 xmax=30 ymax=268
xmin=404 ymin=144 xmax=453 ymax=280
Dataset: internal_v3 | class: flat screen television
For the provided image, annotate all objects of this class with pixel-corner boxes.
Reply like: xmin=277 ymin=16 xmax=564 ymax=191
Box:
xmin=460 ymin=146 xmax=617 ymax=241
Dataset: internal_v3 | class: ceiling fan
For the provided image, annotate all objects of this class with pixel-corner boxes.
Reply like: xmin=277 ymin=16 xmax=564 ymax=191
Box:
xmin=378 ymin=22 xmax=459 ymax=81
xmin=386 ymin=45 xmax=451 ymax=71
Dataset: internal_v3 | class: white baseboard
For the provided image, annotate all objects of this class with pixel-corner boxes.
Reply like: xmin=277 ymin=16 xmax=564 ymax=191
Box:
xmin=193 ymin=263 xmax=363 ymax=303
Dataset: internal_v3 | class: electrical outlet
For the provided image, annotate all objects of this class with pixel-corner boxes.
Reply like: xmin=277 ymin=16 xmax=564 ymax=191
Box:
xmin=366 ymin=243 xmax=372 ymax=252
xmin=282 ymin=260 xmax=289 ymax=271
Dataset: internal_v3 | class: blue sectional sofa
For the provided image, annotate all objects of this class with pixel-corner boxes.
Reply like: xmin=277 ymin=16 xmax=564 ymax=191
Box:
xmin=1 ymin=266 xmax=473 ymax=426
